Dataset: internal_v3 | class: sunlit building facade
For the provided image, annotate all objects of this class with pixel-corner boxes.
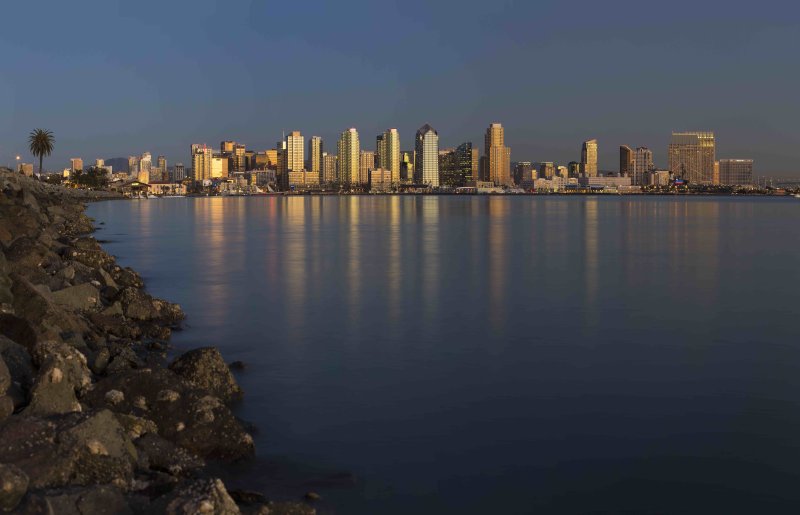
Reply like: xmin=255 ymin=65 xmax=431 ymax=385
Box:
xmin=309 ymin=136 xmax=323 ymax=173
xmin=191 ymin=144 xmax=212 ymax=182
xmin=322 ymin=152 xmax=338 ymax=184
xmin=456 ymin=142 xmax=479 ymax=186
xmin=719 ymin=159 xmax=753 ymax=186
xmin=581 ymin=139 xmax=598 ymax=176
xmin=484 ymin=123 xmax=511 ymax=186
xmin=286 ymin=131 xmax=304 ymax=173
xmin=415 ymin=124 xmax=439 ymax=187
xmin=668 ymin=132 xmax=715 ymax=184
xmin=376 ymin=128 xmax=401 ymax=185
xmin=337 ymin=128 xmax=360 ymax=186
xmin=620 ymin=145 xmax=634 ymax=176
xmin=631 ymin=147 xmax=654 ymax=185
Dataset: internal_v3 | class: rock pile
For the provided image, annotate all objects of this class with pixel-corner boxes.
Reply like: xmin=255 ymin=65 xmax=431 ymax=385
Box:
xmin=0 ymin=170 xmax=315 ymax=514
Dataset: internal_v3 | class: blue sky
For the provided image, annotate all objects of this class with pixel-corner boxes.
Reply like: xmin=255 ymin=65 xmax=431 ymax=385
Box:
xmin=1 ymin=0 xmax=798 ymax=174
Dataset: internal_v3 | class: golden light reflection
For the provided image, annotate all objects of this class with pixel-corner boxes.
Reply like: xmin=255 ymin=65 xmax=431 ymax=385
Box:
xmin=488 ymin=197 xmax=509 ymax=332
xmin=421 ymin=197 xmax=440 ymax=324
xmin=284 ymin=197 xmax=307 ymax=331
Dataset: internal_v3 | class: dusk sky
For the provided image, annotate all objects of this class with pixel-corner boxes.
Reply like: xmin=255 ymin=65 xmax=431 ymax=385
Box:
xmin=1 ymin=0 xmax=798 ymax=174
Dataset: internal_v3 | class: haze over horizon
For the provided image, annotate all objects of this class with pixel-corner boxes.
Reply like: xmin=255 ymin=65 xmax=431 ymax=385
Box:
xmin=1 ymin=0 xmax=798 ymax=175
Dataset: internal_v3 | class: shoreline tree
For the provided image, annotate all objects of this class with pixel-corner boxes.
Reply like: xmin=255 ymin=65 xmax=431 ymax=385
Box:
xmin=28 ymin=128 xmax=55 ymax=176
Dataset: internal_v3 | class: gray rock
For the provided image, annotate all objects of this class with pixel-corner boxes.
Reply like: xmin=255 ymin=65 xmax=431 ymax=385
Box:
xmin=83 ymin=369 xmax=254 ymax=461
xmin=50 ymin=283 xmax=101 ymax=311
xmin=97 ymin=268 xmax=119 ymax=290
xmin=105 ymin=389 xmax=124 ymax=405
xmin=0 ymin=354 xmax=9 ymax=393
xmin=37 ymin=485 xmax=132 ymax=515
xmin=61 ymin=265 xmax=76 ymax=281
xmin=101 ymin=301 xmax=123 ymax=317
xmin=0 ymin=463 xmax=29 ymax=512
xmin=169 ymin=347 xmax=243 ymax=403
xmin=0 ymin=334 xmax=35 ymax=390
xmin=162 ymin=479 xmax=241 ymax=515
xmin=134 ymin=432 xmax=205 ymax=476
xmin=26 ymin=341 xmax=92 ymax=417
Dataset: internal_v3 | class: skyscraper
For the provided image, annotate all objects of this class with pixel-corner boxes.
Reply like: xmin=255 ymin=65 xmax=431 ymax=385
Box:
xmin=232 ymin=144 xmax=247 ymax=173
xmin=631 ymin=147 xmax=654 ymax=185
xmin=322 ymin=153 xmax=338 ymax=184
xmin=415 ymin=124 xmax=439 ymax=187
xmin=309 ymin=136 xmax=323 ymax=173
xmin=581 ymin=139 xmax=598 ymax=177
xmin=173 ymin=163 xmax=186 ymax=182
xmin=438 ymin=148 xmax=459 ymax=187
xmin=191 ymin=144 xmax=212 ymax=182
xmin=221 ymin=141 xmax=235 ymax=153
xmin=620 ymin=145 xmax=634 ymax=176
xmin=286 ymin=131 xmax=304 ymax=172
xmin=376 ymin=128 xmax=400 ymax=185
xmin=70 ymin=158 xmax=83 ymax=173
xmin=128 ymin=155 xmax=139 ymax=176
xmin=484 ymin=123 xmax=511 ymax=186
xmin=156 ymin=155 xmax=167 ymax=182
xmin=668 ymin=132 xmax=715 ymax=184
xmin=138 ymin=153 xmax=152 ymax=183
xmin=719 ymin=159 xmax=754 ymax=186
xmin=456 ymin=142 xmax=479 ymax=185
xmin=400 ymin=151 xmax=415 ymax=183
xmin=337 ymin=128 xmax=360 ymax=186
xmin=359 ymin=151 xmax=375 ymax=185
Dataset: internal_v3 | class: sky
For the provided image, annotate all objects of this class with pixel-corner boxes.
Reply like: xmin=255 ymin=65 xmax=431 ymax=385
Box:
xmin=1 ymin=0 xmax=799 ymax=175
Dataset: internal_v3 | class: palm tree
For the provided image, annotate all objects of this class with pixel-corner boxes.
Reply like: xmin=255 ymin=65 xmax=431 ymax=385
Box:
xmin=28 ymin=129 xmax=55 ymax=176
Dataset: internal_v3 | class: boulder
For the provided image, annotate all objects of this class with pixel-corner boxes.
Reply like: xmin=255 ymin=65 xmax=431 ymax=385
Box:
xmin=51 ymin=283 xmax=102 ymax=311
xmin=0 ymin=394 xmax=14 ymax=420
xmin=161 ymin=479 xmax=241 ymax=515
xmin=35 ymin=485 xmax=132 ymax=515
xmin=169 ymin=348 xmax=243 ymax=403
xmin=25 ymin=341 xmax=92 ymax=417
xmin=0 ymin=463 xmax=29 ymax=512
xmin=9 ymin=274 xmax=90 ymax=343
xmin=0 ymin=335 xmax=35 ymax=390
xmin=83 ymin=368 xmax=254 ymax=461
xmin=134 ymin=432 xmax=205 ymax=477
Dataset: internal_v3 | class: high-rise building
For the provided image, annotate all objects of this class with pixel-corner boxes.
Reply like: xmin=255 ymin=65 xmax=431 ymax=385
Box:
xmin=286 ymin=131 xmax=304 ymax=172
xmin=221 ymin=141 xmax=235 ymax=153
xmin=211 ymin=155 xmax=228 ymax=178
xmin=400 ymin=151 xmax=415 ymax=183
xmin=359 ymin=150 xmax=375 ymax=185
xmin=438 ymin=148 xmax=459 ymax=187
xmin=376 ymin=128 xmax=400 ymax=184
xmin=620 ymin=145 xmax=634 ymax=176
xmin=719 ymin=159 xmax=754 ymax=186
xmin=568 ymin=161 xmax=582 ymax=177
xmin=514 ymin=162 xmax=533 ymax=185
xmin=631 ymin=147 xmax=654 ymax=185
xmin=322 ymin=153 xmax=338 ymax=184
xmin=173 ymin=163 xmax=186 ymax=182
xmin=668 ymin=132 xmax=715 ymax=184
xmin=138 ymin=153 xmax=152 ymax=183
xmin=232 ymin=144 xmax=247 ymax=173
xmin=337 ymin=128 xmax=360 ymax=186
xmin=539 ymin=162 xmax=555 ymax=179
xmin=191 ymin=144 xmax=213 ymax=182
xmin=128 ymin=156 xmax=139 ymax=176
xmin=70 ymin=158 xmax=83 ymax=173
xmin=455 ymin=142 xmax=479 ymax=186
xmin=484 ymin=123 xmax=511 ymax=186
xmin=309 ymin=136 xmax=323 ymax=173
xmin=157 ymin=156 xmax=167 ymax=176
xmin=581 ymin=139 xmax=598 ymax=177
xmin=415 ymin=124 xmax=439 ymax=187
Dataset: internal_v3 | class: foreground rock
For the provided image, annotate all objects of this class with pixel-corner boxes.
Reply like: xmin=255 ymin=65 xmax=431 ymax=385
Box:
xmin=0 ymin=170 xmax=316 ymax=514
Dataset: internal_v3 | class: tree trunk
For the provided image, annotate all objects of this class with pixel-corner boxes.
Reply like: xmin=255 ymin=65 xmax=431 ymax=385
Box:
xmin=39 ymin=155 xmax=43 ymax=176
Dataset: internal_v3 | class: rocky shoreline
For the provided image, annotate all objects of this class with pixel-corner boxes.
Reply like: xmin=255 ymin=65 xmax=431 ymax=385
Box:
xmin=0 ymin=169 xmax=315 ymax=514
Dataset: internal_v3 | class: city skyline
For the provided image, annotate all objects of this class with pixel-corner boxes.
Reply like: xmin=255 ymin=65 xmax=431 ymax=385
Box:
xmin=1 ymin=1 xmax=798 ymax=174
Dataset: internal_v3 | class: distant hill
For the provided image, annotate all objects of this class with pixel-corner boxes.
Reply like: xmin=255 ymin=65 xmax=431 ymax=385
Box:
xmin=105 ymin=157 xmax=129 ymax=173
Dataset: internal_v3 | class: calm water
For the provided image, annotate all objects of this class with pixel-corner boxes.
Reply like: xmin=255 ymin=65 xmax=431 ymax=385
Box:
xmin=89 ymin=195 xmax=800 ymax=514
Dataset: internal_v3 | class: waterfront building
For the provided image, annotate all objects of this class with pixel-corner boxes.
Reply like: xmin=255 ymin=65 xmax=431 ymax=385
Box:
xmin=359 ymin=150 xmax=375 ymax=186
xmin=645 ymin=170 xmax=672 ymax=186
xmin=415 ymin=124 xmax=439 ymax=187
xmin=400 ymin=151 xmax=415 ymax=183
xmin=539 ymin=162 xmax=555 ymax=179
xmin=668 ymin=132 xmax=715 ymax=184
xmin=369 ymin=168 xmax=393 ymax=192
xmin=221 ymin=141 xmax=235 ymax=153
xmin=376 ymin=128 xmax=401 ymax=185
xmin=438 ymin=148 xmax=459 ymax=187
xmin=581 ymin=139 xmax=598 ymax=176
xmin=631 ymin=147 xmax=654 ymax=185
xmin=620 ymin=145 xmax=634 ymax=176
xmin=579 ymin=175 xmax=634 ymax=190
xmin=190 ymin=144 xmax=213 ymax=182
xmin=286 ymin=131 xmax=304 ymax=173
xmin=137 ymin=153 xmax=152 ymax=183
xmin=484 ymin=123 xmax=511 ymax=186
xmin=309 ymin=136 xmax=323 ymax=174
xmin=713 ymin=161 xmax=720 ymax=185
xmin=232 ymin=144 xmax=246 ymax=173
xmin=173 ymin=163 xmax=186 ymax=182
xmin=211 ymin=155 xmax=229 ymax=178
xmin=337 ymin=128 xmax=360 ymax=186
xmin=719 ymin=159 xmax=754 ymax=186
xmin=322 ymin=152 xmax=338 ymax=184
xmin=513 ymin=162 xmax=532 ymax=185
xmin=157 ymin=156 xmax=167 ymax=176
xmin=568 ymin=161 xmax=581 ymax=178
xmin=265 ymin=149 xmax=278 ymax=170
xmin=455 ymin=142 xmax=479 ymax=186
